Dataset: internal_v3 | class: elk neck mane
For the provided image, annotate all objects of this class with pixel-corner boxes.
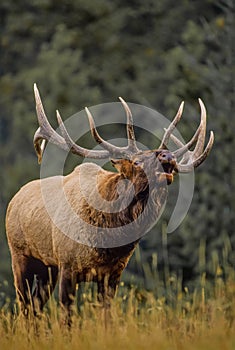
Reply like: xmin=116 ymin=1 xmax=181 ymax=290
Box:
xmin=63 ymin=162 xmax=168 ymax=232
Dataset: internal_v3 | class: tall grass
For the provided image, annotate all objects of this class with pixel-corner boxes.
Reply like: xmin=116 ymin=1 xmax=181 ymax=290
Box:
xmin=0 ymin=270 xmax=235 ymax=350
xmin=0 ymin=232 xmax=235 ymax=350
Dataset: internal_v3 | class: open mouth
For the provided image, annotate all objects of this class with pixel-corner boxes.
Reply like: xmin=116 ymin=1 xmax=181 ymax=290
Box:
xmin=157 ymin=163 xmax=176 ymax=185
xmin=162 ymin=162 xmax=175 ymax=174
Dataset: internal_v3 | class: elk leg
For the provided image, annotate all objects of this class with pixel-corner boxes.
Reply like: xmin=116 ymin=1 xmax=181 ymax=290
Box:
xmin=11 ymin=254 xmax=35 ymax=315
xmin=59 ymin=268 xmax=76 ymax=325
xmin=97 ymin=273 xmax=121 ymax=308
xmin=32 ymin=262 xmax=58 ymax=311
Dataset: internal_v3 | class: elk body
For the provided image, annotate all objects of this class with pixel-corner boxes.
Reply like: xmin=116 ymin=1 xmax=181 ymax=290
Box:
xmin=6 ymin=85 xmax=214 ymax=315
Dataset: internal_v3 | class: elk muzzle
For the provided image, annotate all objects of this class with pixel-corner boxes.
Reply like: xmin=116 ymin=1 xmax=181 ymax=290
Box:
xmin=157 ymin=151 xmax=177 ymax=185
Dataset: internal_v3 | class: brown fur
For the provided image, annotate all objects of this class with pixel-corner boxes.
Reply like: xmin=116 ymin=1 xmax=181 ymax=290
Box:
xmin=6 ymin=150 xmax=175 ymax=314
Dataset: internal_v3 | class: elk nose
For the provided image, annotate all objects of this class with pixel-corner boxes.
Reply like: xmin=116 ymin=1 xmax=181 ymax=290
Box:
xmin=159 ymin=152 xmax=175 ymax=163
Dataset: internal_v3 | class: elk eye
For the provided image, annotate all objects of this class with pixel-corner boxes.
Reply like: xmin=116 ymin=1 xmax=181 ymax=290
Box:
xmin=134 ymin=161 xmax=141 ymax=166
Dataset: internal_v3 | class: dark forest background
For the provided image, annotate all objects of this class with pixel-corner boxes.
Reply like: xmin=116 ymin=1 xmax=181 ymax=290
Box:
xmin=0 ymin=0 xmax=234 ymax=304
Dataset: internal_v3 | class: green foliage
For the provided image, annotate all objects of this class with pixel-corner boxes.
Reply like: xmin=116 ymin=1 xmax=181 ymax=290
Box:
xmin=0 ymin=0 xmax=234 ymax=298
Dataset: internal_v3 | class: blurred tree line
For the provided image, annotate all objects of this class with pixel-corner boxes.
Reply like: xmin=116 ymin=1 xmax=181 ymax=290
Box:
xmin=0 ymin=0 xmax=234 ymax=302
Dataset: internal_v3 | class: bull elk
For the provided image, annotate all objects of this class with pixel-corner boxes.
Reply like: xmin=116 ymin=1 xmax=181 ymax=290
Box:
xmin=6 ymin=84 xmax=214 ymax=316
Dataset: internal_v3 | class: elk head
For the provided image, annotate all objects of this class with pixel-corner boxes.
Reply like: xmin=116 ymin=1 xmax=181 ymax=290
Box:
xmin=33 ymin=84 xmax=214 ymax=187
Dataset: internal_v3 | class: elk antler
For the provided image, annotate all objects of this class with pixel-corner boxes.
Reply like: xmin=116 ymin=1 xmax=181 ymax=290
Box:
xmin=34 ymin=84 xmax=213 ymax=170
xmin=34 ymin=85 xmax=69 ymax=163
xmin=85 ymin=97 xmax=139 ymax=157
xmin=159 ymin=101 xmax=185 ymax=149
xmin=33 ymin=84 xmax=139 ymax=163
xmin=160 ymin=99 xmax=214 ymax=173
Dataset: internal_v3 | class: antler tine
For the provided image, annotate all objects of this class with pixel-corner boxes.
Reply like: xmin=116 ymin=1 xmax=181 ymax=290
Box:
xmin=56 ymin=110 xmax=110 ymax=159
xmin=167 ymin=132 xmax=184 ymax=148
xmin=33 ymin=84 xmax=68 ymax=163
xmin=191 ymin=131 xmax=214 ymax=168
xmin=34 ymin=84 xmax=113 ymax=162
xmin=85 ymin=107 xmax=126 ymax=157
xmin=171 ymin=99 xmax=207 ymax=161
xmin=173 ymin=123 xmax=202 ymax=158
xmin=177 ymin=131 xmax=214 ymax=172
xmin=173 ymin=99 xmax=214 ymax=173
xmin=85 ymin=100 xmax=140 ymax=158
xmin=159 ymin=101 xmax=184 ymax=149
xmin=192 ymin=98 xmax=207 ymax=159
xmin=119 ymin=97 xmax=139 ymax=153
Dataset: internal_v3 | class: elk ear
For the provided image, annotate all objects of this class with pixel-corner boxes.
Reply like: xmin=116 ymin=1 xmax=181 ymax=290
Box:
xmin=111 ymin=159 xmax=124 ymax=172
xmin=154 ymin=150 xmax=161 ymax=157
xmin=111 ymin=159 xmax=118 ymax=166
xmin=111 ymin=159 xmax=132 ymax=175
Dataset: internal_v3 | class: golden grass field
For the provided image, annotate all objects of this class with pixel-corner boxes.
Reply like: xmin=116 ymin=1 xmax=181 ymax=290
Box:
xmin=0 ymin=271 xmax=235 ymax=350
